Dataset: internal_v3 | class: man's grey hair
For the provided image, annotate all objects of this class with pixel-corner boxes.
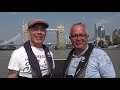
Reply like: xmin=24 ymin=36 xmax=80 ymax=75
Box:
xmin=69 ymin=22 xmax=89 ymax=36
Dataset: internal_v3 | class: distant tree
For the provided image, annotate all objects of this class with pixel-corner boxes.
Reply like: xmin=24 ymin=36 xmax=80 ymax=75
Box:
xmin=107 ymin=40 xmax=113 ymax=46
xmin=113 ymin=36 xmax=120 ymax=45
xmin=98 ymin=40 xmax=104 ymax=47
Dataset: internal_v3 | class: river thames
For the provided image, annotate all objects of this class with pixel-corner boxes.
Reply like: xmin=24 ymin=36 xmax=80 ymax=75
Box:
xmin=0 ymin=48 xmax=120 ymax=78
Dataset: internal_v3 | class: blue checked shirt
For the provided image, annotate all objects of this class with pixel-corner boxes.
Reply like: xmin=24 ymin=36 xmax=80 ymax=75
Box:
xmin=67 ymin=46 xmax=116 ymax=78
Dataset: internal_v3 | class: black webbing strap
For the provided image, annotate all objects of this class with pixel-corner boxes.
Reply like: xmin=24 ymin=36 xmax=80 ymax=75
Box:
xmin=42 ymin=44 xmax=53 ymax=77
xmin=24 ymin=40 xmax=42 ymax=78
xmin=74 ymin=44 xmax=94 ymax=78
xmin=63 ymin=48 xmax=75 ymax=77
xmin=24 ymin=40 xmax=53 ymax=78
xmin=64 ymin=44 xmax=94 ymax=78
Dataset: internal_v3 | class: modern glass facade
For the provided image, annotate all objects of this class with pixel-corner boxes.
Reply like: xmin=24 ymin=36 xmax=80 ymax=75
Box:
xmin=95 ymin=24 xmax=105 ymax=39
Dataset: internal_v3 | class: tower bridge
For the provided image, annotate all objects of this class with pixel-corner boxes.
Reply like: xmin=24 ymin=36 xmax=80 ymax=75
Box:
xmin=22 ymin=22 xmax=66 ymax=49
xmin=0 ymin=34 xmax=21 ymax=50
xmin=0 ymin=21 xmax=96 ymax=50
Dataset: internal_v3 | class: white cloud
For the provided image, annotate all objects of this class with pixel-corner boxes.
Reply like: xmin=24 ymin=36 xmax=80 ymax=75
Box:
xmin=81 ymin=16 xmax=86 ymax=20
xmin=96 ymin=19 xmax=110 ymax=25
xmin=7 ymin=12 xmax=17 ymax=15
xmin=75 ymin=16 xmax=87 ymax=21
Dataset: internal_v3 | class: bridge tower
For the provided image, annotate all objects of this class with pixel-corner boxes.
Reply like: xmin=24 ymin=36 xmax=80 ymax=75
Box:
xmin=56 ymin=22 xmax=66 ymax=49
xmin=22 ymin=22 xmax=30 ymax=44
xmin=22 ymin=21 xmax=66 ymax=49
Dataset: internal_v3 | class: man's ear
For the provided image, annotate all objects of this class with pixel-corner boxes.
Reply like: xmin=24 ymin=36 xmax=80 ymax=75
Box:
xmin=87 ymin=35 xmax=89 ymax=38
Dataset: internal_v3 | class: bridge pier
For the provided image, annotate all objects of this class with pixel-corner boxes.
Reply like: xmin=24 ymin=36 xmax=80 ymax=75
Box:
xmin=56 ymin=23 xmax=66 ymax=49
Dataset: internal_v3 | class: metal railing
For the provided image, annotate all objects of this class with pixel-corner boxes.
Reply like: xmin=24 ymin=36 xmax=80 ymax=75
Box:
xmin=54 ymin=58 xmax=66 ymax=60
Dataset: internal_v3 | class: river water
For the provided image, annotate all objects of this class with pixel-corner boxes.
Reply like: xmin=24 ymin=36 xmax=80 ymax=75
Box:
xmin=0 ymin=48 xmax=120 ymax=78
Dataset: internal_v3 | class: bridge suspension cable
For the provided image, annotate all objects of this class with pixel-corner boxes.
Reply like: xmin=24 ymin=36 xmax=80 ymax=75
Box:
xmin=0 ymin=34 xmax=21 ymax=46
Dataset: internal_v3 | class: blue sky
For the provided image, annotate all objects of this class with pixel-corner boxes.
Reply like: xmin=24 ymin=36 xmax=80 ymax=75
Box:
xmin=0 ymin=12 xmax=120 ymax=44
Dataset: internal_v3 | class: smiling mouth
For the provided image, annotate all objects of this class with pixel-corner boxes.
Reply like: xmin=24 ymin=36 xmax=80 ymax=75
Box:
xmin=35 ymin=36 xmax=43 ymax=40
xmin=75 ymin=43 xmax=82 ymax=44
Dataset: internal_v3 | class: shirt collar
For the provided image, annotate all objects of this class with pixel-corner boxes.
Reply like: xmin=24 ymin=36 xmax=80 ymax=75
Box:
xmin=72 ymin=45 xmax=88 ymax=58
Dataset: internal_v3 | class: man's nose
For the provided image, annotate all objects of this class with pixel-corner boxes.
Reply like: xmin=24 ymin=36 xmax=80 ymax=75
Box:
xmin=37 ymin=30 xmax=42 ymax=33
